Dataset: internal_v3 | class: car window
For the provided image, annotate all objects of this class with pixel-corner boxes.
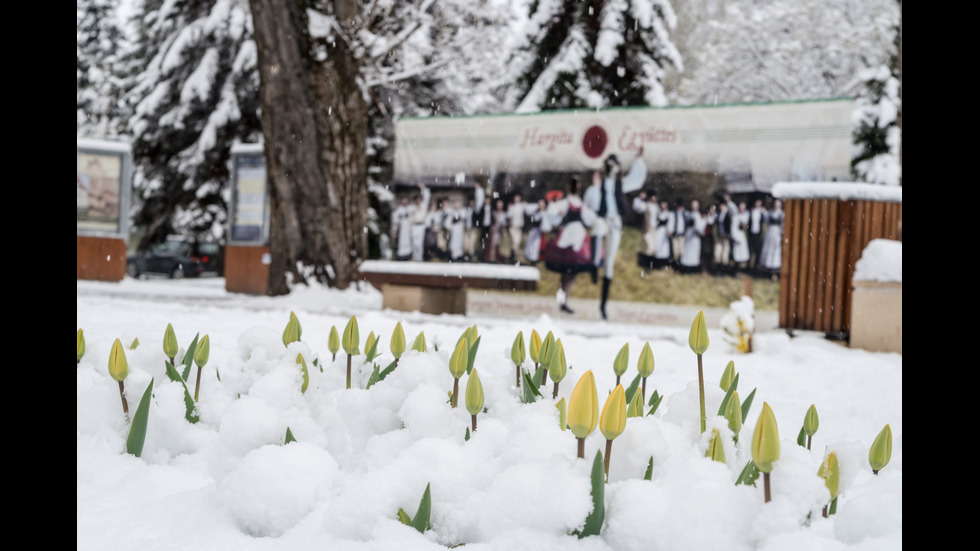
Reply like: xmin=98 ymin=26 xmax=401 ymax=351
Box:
xmin=151 ymin=240 xmax=191 ymax=255
xmin=198 ymin=243 xmax=220 ymax=255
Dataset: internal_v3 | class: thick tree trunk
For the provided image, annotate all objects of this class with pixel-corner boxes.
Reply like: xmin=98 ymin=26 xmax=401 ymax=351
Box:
xmin=249 ymin=0 xmax=368 ymax=295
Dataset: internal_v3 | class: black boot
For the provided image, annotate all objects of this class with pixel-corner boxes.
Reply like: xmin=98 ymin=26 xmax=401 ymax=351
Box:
xmin=600 ymin=277 xmax=611 ymax=320
xmin=590 ymin=265 xmax=598 ymax=284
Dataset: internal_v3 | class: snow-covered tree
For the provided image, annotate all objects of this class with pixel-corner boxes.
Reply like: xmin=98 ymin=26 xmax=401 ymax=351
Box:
xmin=851 ymin=13 xmax=901 ymax=185
xmin=77 ymin=0 xmax=127 ymax=138
xmin=506 ymin=0 xmax=682 ymax=112
xmin=122 ymin=0 xmax=262 ymax=249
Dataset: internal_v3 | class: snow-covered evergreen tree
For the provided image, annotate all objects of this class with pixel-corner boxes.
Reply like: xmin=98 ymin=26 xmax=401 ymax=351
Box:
xmin=122 ymin=0 xmax=261 ymax=249
xmin=851 ymin=20 xmax=901 ymax=186
xmin=77 ymin=0 xmax=127 ymax=138
xmin=506 ymin=0 xmax=682 ymax=112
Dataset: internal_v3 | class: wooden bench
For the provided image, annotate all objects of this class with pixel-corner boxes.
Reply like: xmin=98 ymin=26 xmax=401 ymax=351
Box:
xmin=358 ymin=260 xmax=539 ymax=315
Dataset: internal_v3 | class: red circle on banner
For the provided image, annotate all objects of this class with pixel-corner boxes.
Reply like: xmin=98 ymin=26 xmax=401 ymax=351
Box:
xmin=582 ymin=125 xmax=608 ymax=158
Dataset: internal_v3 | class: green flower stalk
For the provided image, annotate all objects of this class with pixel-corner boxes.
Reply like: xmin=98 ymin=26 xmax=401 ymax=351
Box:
xmin=599 ymin=385 xmax=627 ymax=481
xmin=108 ymin=338 xmax=130 ymax=415
xmin=803 ymin=404 xmax=819 ymax=450
xmin=77 ymin=329 xmax=86 ymax=364
xmin=751 ymin=402 xmax=780 ymax=503
xmin=448 ymin=338 xmax=469 ymax=408
xmin=613 ymin=343 xmax=629 ymax=386
xmin=868 ymin=424 xmax=892 ymax=474
xmin=556 ymin=397 xmax=567 ymax=431
xmin=297 ymin=353 xmax=310 ymax=394
xmin=529 ymin=329 xmax=542 ymax=369
xmin=568 ymin=370 xmax=599 ymax=459
xmin=626 ymin=387 xmax=644 ymax=418
xmin=725 ymin=391 xmax=743 ymax=442
xmin=163 ymin=323 xmax=179 ymax=366
xmin=465 ymin=369 xmax=485 ymax=432
xmin=411 ymin=331 xmax=427 ymax=352
xmin=342 ymin=315 xmax=359 ymax=390
xmin=283 ymin=311 xmax=302 ymax=346
xmin=705 ymin=428 xmax=726 ymax=463
xmin=539 ymin=331 xmax=556 ymax=387
xmin=549 ymin=339 xmax=568 ymax=398
xmin=328 ymin=326 xmax=340 ymax=361
xmin=193 ymin=334 xmax=210 ymax=402
xmin=511 ymin=331 xmax=525 ymax=388
xmin=636 ymin=342 xmax=655 ymax=404
xmin=390 ymin=322 xmax=406 ymax=369
xmin=689 ymin=310 xmax=709 ymax=434
xmin=719 ymin=360 xmax=736 ymax=391
xmin=818 ymin=451 xmax=840 ymax=517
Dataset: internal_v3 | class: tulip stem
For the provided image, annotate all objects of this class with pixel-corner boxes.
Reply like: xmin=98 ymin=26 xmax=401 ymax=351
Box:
xmin=872 ymin=469 xmax=879 ymax=475
xmin=641 ymin=376 xmax=647 ymax=405
xmin=471 ymin=414 xmax=477 ymax=432
xmin=806 ymin=435 xmax=812 ymax=450
xmin=615 ymin=375 xmax=620 ymax=386
xmin=577 ymin=437 xmax=585 ymax=459
xmin=516 ymin=366 xmax=521 ymax=388
xmin=822 ymin=505 xmax=828 ymax=518
xmin=452 ymin=378 xmax=459 ymax=408
xmin=553 ymin=382 xmax=559 ymax=399
xmin=332 ymin=352 xmax=336 ymax=361
xmin=393 ymin=358 xmax=399 ymax=371
xmin=346 ymin=354 xmax=352 ymax=390
xmin=763 ymin=472 xmax=771 ymax=503
xmin=604 ymin=439 xmax=613 ymax=482
xmin=697 ymin=354 xmax=706 ymax=434
xmin=118 ymin=380 xmax=129 ymax=416
xmin=540 ymin=366 xmax=549 ymax=387
xmin=194 ymin=366 xmax=202 ymax=402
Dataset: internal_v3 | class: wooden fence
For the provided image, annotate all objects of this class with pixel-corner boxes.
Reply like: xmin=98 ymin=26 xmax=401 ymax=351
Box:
xmin=775 ymin=185 xmax=902 ymax=335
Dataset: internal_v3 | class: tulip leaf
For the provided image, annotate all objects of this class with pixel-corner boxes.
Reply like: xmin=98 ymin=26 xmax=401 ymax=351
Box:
xmin=364 ymin=334 xmax=380 ymax=363
xmin=623 ymin=373 xmax=642 ymax=406
xmin=126 ymin=378 xmax=154 ymax=458
xmin=464 ymin=427 xmax=470 ymax=442
xmin=829 ymin=496 xmax=838 ymax=515
xmin=647 ymin=391 xmax=663 ymax=416
xmin=521 ymin=369 xmax=543 ymax=404
xmin=410 ymin=484 xmax=432 ymax=533
xmin=717 ymin=373 xmax=741 ymax=416
xmin=574 ymin=450 xmax=605 ymax=538
xmin=164 ymin=361 xmax=199 ymax=424
xmin=366 ymin=365 xmax=381 ymax=389
xmin=735 ymin=460 xmax=760 ymax=487
xmin=796 ymin=425 xmax=807 ymax=447
xmin=284 ymin=427 xmax=297 ymax=444
xmin=396 ymin=508 xmax=412 ymax=526
xmin=466 ymin=336 xmax=481 ymax=375
xmin=643 ymin=457 xmax=654 ymax=480
xmin=181 ymin=333 xmax=200 ymax=381
xmin=376 ymin=359 xmax=398 ymax=383
xmin=740 ymin=388 xmax=757 ymax=424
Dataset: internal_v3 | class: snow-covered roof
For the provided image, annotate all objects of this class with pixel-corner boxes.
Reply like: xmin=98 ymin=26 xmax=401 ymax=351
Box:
xmin=771 ymin=182 xmax=902 ymax=203
xmin=77 ymin=137 xmax=132 ymax=154
xmin=231 ymin=142 xmax=265 ymax=154
xmin=853 ymin=239 xmax=902 ymax=283
xmin=359 ymin=260 xmax=540 ymax=281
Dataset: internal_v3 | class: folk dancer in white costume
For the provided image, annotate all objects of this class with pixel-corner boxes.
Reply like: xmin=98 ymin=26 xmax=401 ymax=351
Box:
xmin=758 ymin=199 xmax=784 ymax=279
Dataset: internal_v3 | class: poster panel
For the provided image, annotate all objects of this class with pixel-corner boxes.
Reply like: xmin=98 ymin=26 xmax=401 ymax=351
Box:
xmin=77 ymin=151 xmax=123 ymax=233
xmin=230 ymin=151 xmax=269 ymax=244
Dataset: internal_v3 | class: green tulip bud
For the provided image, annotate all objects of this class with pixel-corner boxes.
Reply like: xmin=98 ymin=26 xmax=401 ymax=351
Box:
xmin=163 ymin=323 xmax=178 ymax=361
xmin=751 ymin=402 xmax=780 ymax=473
xmin=108 ymin=338 xmax=129 ymax=382
xmin=556 ymin=397 xmax=567 ymax=431
xmin=613 ymin=343 xmax=629 ymax=378
xmin=411 ymin=331 xmax=427 ymax=352
xmin=689 ymin=310 xmax=709 ymax=356
xmin=342 ymin=315 xmax=359 ymax=355
xmin=549 ymin=339 xmax=568 ymax=384
xmin=626 ymin=384 xmax=645 ymax=417
xmin=297 ymin=353 xmax=309 ymax=394
xmin=449 ymin=337 xmax=469 ymax=380
xmin=818 ymin=451 xmax=840 ymax=499
xmin=465 ymin=369 xmax=485 ymax=416
xmin=390 ymin=322 xmax=406 ymax=359
xmin=283 ymin=311 xmax=302 ymax=346
xmin=529 ymin=329 xmax=541 ymax=363
xmin=194 ymin=334 xmax=210 ymax=367
xmin=365 ymin=331 xmax=378 ymax=359
xmin=868 ymin=424 xmax=892 ymax=473
xmin=328 ymin=326 xmax=340 ymax=358
xmin=719 ymin=361 xmax=736 ymax=391
xmin=539 ymin=331 xmax=556 ymax=368
xmin=466 ymin=325 xmax=478 ymax=347
xmin=725 ymin=391 xmax=742 ymax=437
xmin=705 ymin=428 xmax=727 ymax=463
xmin=511 ymin=331 xmax=525 ymax=367
xmin=804 ymin=404 xmax=819 ymax=438
xmin=637 ymin=342 xmax=654 ymax=378
xmin=568 ymin=370 xmax=599 ymax=439
xmin=77 ymin=329 xmax=86 ymax=364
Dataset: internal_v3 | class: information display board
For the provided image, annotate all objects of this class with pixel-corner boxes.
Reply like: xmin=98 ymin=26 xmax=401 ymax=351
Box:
xmin=229 ymin=143 xmax=269 ymax=245
xmin=77 ymin=138 xmax=132 ymax=237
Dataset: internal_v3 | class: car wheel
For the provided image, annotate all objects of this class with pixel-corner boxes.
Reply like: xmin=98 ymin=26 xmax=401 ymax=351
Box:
xmin=171 ymin=264 xmax=185 ymax=279
xmin=127 ymin=263 xmax=141 ymax=279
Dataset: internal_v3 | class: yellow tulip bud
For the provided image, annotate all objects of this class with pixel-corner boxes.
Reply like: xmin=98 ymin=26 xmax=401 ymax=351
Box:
xmin=465 ymin=369 xmax=485 ymax=416
xmin=511 ymin=331 xmax=525 ymax=367
xmin=804 ymin=404 xmax=819 ymax=437
xmin=818 ymin=451 xmax=840 ymax=499
xmin=556 ymin=397 xmax=567 ymax=431
xmin=689 ymin=310 xmax=709 ymax=355
xmin=163 ymin=323 xmax=178 ymax=361
xmin=390 ymin=322 xmax=406 ymax=359
xmin=194 ymin=334 xmax=210 ymax=367
xmin=342 ymin=315 xmax=359 ymax=355
xmin=567 ymin=370 xmax=599 ymax=439
xmin=108 ymin=338 xmax=129 ymax=382
xmin=539 ymin=331 xmax=556 ymax=368
xmin=529 ymin=329 xmax=542 ymax=363
xmin=705 ymin=428 xmax=727 ymax=463
xmin=297 ymin=353 xmax=309 ymax=394
xmin=599 ymin=385 xmax=627 ymax=441
xmin=449 ymin=337 xmax=469 ymax=380
xmin=637 ymin=342 xmax=654 ymax=378
xmin=725 ymin=391 xmax=742 ymax=436
xmin=751 ymin=402 xmax=780 ymax=473
xmin=719 ymin=361 xmax=736 ymax=391
xmin=613 ymin=343 xmax=629 ymax=378
xmin=77 ymin=329 xmax=86 ymax=364
xmin=283 ymin=311 xmax=302 ymax=346
xmin=549 ymin=339 xmax=568 ymax=384
xmin=868 ymin=424 xmax=892 ymax=473
xmin=328 ymin=326 xmax=340 ymax=357
xmin=411 ymin=331 xmax=426 ymax=352
xmin=626 ymin=387 xmax=644 ymax=418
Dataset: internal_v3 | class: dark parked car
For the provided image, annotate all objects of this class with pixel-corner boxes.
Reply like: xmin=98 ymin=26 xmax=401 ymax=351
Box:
xmin=126 ymin=238 xmax=224 ymax=279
